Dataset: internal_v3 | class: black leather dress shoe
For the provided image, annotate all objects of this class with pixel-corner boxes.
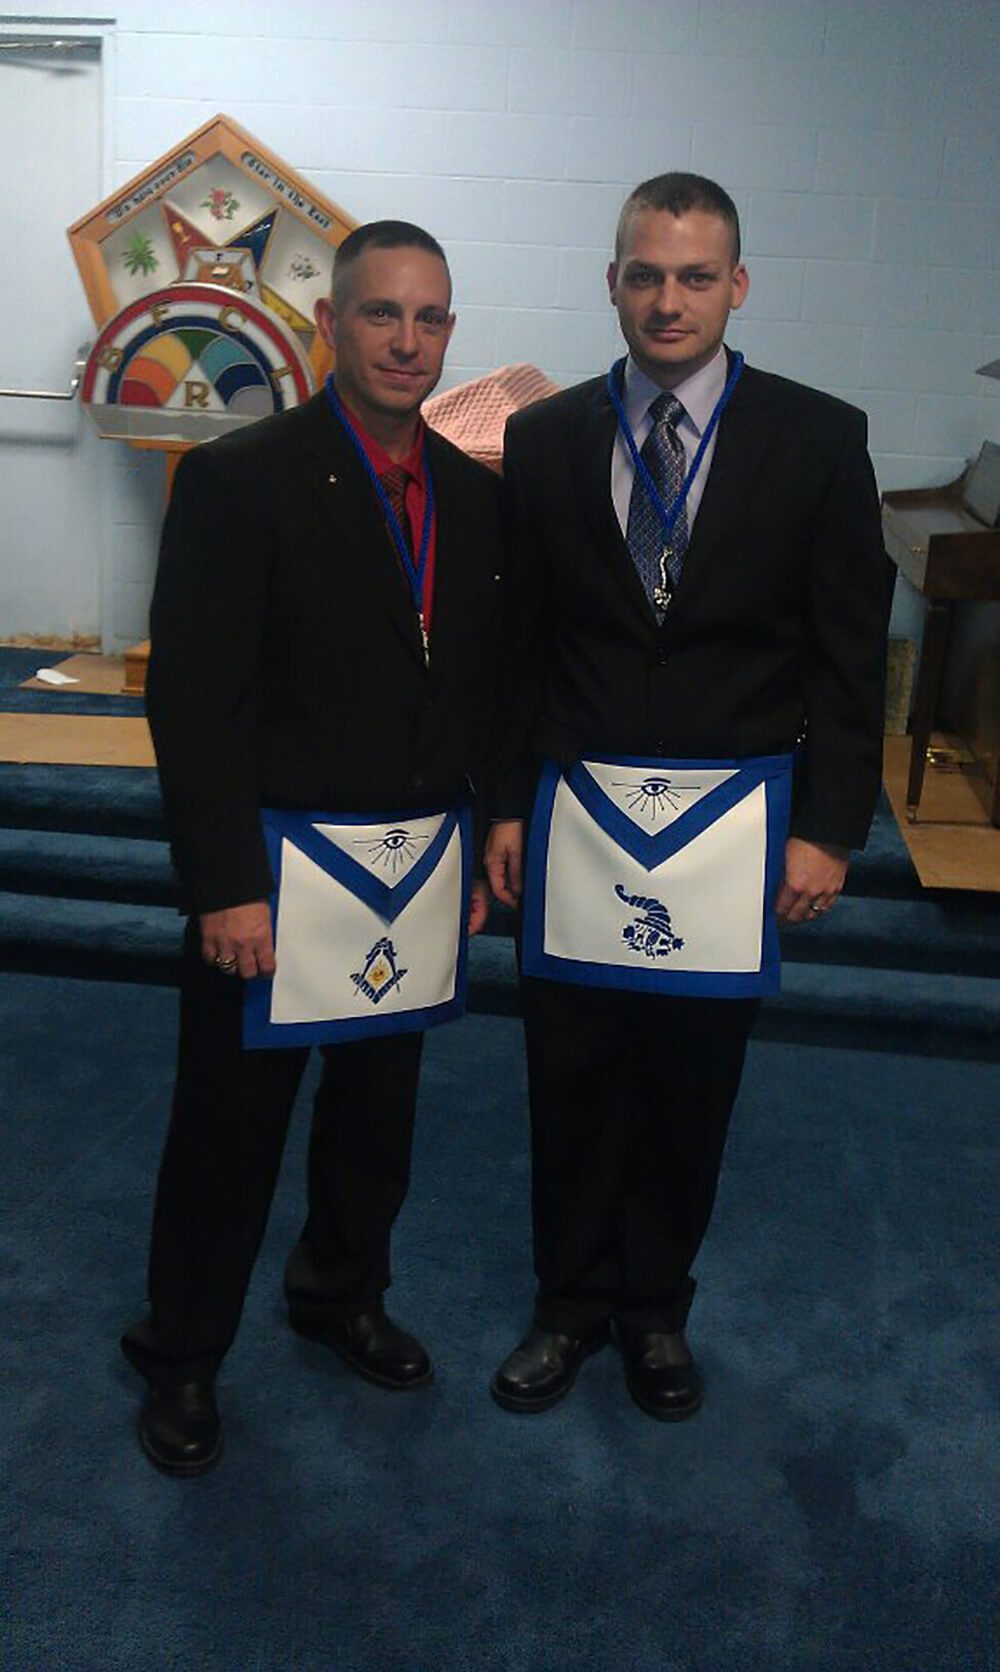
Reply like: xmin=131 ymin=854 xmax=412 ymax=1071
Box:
xmin=138 ymin=1379 xmax=222 ymax=1476
xmin=490 ymin=1322 xmax=611 ymax=1413
xmin=617 ymin=1327 xmax=703 ymax=1422
xmin=289 ymin=1305 xmax=433 ymax=1390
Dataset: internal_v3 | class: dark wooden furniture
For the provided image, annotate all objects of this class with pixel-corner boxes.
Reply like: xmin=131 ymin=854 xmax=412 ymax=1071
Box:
xmin=882 ymin=476 xmax=1000 ymax=824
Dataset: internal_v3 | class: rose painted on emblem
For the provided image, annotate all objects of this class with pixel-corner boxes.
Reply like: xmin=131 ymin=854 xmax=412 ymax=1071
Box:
xmin=202 ymin=187 xmax=240 ymax=221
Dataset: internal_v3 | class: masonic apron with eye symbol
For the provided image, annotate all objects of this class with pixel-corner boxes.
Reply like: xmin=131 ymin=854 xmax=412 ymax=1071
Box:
xmin=243 ymin=804 xmax=472 ymax=1048
xmin=522 ymin=755 xmax=794 ymax=998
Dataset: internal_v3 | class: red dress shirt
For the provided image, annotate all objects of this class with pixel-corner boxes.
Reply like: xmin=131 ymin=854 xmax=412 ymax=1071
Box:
xmin=338 ymin=399 xmax=438 ymax=638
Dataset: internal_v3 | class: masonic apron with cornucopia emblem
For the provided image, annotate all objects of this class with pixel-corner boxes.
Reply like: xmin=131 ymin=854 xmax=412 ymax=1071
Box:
xmin=522 ymin=755 xmax=794 ymax=997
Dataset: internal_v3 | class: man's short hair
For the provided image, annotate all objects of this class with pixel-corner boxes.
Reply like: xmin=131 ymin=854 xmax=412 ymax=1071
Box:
xmin=614 ymin=173 xmax=741 ymax=264
xmin=332 ymin=220 xmax=450 ymax=303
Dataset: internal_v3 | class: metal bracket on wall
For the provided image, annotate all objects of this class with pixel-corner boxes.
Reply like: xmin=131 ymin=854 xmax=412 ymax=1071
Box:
xmin=0 ymin=37 xmax=102 ymax=55
xmin=0 ymin=347 xmax=90 ymax=401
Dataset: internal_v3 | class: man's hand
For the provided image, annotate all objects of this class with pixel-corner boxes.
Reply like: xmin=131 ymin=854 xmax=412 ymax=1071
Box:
xmin=468 ymin=879 xmax=491 ymax=937
xmin=199 ymin=900 xmax=275 ymax=978
xmin=775 ymin=837 xmax=849 ymax=925
xmin=485 ymin=820 xmax=524 ymax=908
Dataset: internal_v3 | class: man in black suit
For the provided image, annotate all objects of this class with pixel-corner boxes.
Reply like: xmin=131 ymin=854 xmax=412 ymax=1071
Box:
xmin=122 ymin=221 xmax=504 ymax=1474
xmin=486 ymin=173 xmax=892 ymax=1421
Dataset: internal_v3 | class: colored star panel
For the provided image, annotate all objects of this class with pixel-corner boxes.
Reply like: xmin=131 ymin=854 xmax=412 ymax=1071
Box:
xmin=261 ymin=285 xmax=314 ymax=338
xmin=81 ymin=283 xmax=313 ymax=442
xmin=165 ymin=208 xmax=208 ymax=271
xmin=227 ymin=210 xmax=278 ymax=273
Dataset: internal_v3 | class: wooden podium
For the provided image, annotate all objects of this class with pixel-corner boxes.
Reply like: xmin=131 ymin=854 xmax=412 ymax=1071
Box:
xmin=882 ymin=476 xmax=1000 ymax=824
xmin=122 ymin=641 xmax=152 ymax=695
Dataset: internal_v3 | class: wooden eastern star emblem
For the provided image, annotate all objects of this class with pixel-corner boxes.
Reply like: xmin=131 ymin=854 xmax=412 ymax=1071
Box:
xmin=68 ymin=113 xmax=358 ymax=410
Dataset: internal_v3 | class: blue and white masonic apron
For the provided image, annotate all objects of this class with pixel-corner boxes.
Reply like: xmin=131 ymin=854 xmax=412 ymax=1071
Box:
xmin=522 ymin=755 xmax=793 ymax=998
xmin=243 ymin=803 xmax=472 ymax=1048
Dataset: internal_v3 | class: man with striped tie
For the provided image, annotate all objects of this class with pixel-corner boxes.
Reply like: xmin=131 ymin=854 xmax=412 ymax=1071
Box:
xmin=486 ymin=173 xmax=892 ymax=1422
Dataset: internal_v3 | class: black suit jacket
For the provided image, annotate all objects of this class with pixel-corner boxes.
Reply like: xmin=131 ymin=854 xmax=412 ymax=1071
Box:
xmin=493 ymin=358 xmax=894 ymax=850
xmin=147 ymin=391 xmax=504 ymax=915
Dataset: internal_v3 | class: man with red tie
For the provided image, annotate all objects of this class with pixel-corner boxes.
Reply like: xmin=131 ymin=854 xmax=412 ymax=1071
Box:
xmin=123 ymin=222 xmax=504 ymax=1474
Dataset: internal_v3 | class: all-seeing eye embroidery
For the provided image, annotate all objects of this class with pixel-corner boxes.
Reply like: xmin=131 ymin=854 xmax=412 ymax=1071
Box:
xmin=355 ymin=828 xmax=429 ymax=875
xmin=612 ymin=776 xmax=699 ymax=821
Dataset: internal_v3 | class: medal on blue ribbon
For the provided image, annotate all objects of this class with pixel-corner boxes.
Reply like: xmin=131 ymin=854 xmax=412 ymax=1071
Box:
xmin=607 ymin=352 xmax=744 ymax=610
xmin=325 ymin=375 xmax=435 ymax=663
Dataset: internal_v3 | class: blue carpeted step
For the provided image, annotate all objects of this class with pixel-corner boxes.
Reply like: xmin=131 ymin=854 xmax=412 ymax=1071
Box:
xmin=0 ymin=760 xmax=995 ymax=1057
xmin=0 ymin=688 xmax=146 ymax=716
xmin=836 ymin=790 xmax=924 ymax=898
xmin=1 ymin=824 xmax=994 ymax=979
xmin=0 ymin=896 xmax=995 ymax=1056
xmin=779 ymin=892 xmax=1000 ymax=977
xmin=0 ymin=763 xmax=164 ymax=838
xmin=0 ymin=771 xmax=930 ymax=908
xmin=0 ymin=772 xmax=920 ymax=893
xmin=758 ymin=960 xmax=1000 ymax=1058
xmin=0 ymin=828 xmax=176 ymax=906
xmin=463 ymin=937 xmax=1000 ymax=1055
xmin=0 ymin=893 xmax=182 ymax=984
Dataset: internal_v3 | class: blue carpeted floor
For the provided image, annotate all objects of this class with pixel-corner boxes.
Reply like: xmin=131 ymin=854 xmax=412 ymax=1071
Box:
xmin=3 ymin=971 xmax=997 ymax=1672
xmin=0 ymin=648 xmax=57 ymax=687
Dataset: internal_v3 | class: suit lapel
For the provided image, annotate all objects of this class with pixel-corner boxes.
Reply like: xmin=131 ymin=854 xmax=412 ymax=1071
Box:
xmin=677 ymin=363 xmax=776 ymax=589
xmin=297 ymin=393 xmax=426 ymax=663
xmin=573 ymin=379 xmax=654 ymax=623
xmin=423 ymin=431 xmax=484 ymax=681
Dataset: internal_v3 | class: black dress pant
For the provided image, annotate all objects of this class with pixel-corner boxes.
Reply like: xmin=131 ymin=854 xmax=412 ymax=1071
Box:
xmin=122 ymin=921 xmax=423 ymax=1385
xmin=520 ymin=973 xmax=759 ymax=1337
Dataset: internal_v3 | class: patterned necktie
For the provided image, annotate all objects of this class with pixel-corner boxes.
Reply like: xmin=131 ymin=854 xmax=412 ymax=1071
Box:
xmin=625 ymin=390 xmax=689 ymax=618
xmin=379 ymin=463 xmax=413 ymax=557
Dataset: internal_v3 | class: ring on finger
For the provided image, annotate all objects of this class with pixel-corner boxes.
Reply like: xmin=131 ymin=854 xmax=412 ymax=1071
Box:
xmin=215 ymin=952 xmax=238 ymax=972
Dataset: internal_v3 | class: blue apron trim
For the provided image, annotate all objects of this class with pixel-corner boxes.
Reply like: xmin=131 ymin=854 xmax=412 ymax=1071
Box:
xmin=242 ymin=801 xmax=472 ymax=1049
xmin=522 ymin=756 xmax=793 ymax=999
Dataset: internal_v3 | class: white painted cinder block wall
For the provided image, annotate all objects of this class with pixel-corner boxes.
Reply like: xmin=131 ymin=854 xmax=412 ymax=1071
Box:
xmin=14 ymin=0 xmax=1000 ymax=647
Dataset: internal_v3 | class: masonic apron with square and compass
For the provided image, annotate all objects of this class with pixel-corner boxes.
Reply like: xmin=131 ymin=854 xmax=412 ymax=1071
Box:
xmin=243 ymin=380 xmax=473 ymax=1048
xmin=521 ymin=353 xmax=795 ymax=998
